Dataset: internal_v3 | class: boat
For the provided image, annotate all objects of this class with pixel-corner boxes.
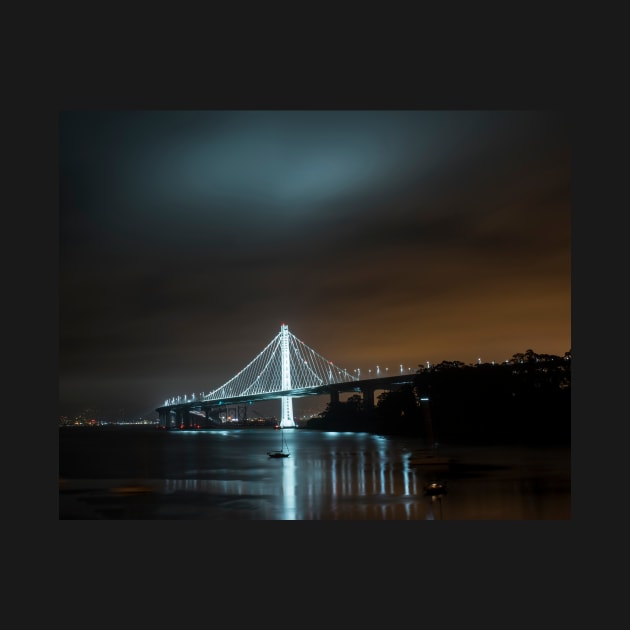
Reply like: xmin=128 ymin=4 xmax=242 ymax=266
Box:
xmin=267 ymin=427 xmax=290 ymax=458
xmin=423 ymin=481 xmax=447 ymax=497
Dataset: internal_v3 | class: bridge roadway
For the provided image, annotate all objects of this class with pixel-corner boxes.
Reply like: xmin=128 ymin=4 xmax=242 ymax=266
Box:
xmin=155 ymin=374 xmax=415 ymax=426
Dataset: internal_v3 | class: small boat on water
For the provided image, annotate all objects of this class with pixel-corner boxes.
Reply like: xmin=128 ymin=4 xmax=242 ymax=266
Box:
xmin=268 ymin=450 xmax=290 ymax=458
xmin=267 ymin=427 xmax=290 ymax=458
xmin=423 ymin=481 xmax=447 ymax=496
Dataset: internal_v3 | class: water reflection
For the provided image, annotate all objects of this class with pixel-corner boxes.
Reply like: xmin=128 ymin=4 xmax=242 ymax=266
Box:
xmin=282 ymin=455 xmax=296 ymax=519
xmin=59 ymin=428 xmax=570 ymax=520
xmin=265 ymin=432 xmax=440 ymax=519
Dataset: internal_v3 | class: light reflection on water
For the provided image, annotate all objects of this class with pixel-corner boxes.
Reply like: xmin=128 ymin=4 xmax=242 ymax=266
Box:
xmin=59 ymin=428 xmax=570 ymax=520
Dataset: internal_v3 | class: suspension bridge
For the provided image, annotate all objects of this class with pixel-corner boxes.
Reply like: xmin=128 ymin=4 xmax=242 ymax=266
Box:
xmin=155 ymin=323 xmax=414 ymax=429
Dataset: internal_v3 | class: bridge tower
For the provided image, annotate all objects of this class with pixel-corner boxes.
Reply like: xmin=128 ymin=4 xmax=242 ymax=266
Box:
xmin=280 ymin=323 xmax=296 ymax=428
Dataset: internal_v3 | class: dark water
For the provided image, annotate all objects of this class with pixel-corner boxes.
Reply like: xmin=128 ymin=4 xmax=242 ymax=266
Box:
xmin=59 ymin=427 xmax=570 ymax=520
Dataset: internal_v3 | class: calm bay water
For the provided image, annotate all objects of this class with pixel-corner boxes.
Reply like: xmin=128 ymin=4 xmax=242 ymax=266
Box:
xmin=59 ymin=427 xmax=570 ymax=520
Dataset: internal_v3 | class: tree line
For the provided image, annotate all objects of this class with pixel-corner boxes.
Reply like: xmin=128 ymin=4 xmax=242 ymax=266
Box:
xmin=306 ymin=349 xmax=571 ymax=446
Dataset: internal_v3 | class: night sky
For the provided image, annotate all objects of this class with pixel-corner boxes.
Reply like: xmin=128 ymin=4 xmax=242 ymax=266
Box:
xmin=59 ymin=110 xmax=571 ymax=419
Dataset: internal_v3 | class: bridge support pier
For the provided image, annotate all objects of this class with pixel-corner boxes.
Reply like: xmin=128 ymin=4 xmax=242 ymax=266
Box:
xmin=279 ymin=324 xmax=296 ymax=428
xmin=280 ymin=396 xmax=295 ymax=428
xmin=329 ymin=389 xmax=340 ymax=405
xmin=158 ymin=410 xmax=167 ymax=428
xmin=360 ymin=385 xmax=375 ymax=410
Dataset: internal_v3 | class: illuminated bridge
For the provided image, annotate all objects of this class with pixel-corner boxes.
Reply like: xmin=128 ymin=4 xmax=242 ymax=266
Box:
xmin=156 ymin=323 xmax=414 ymax=429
